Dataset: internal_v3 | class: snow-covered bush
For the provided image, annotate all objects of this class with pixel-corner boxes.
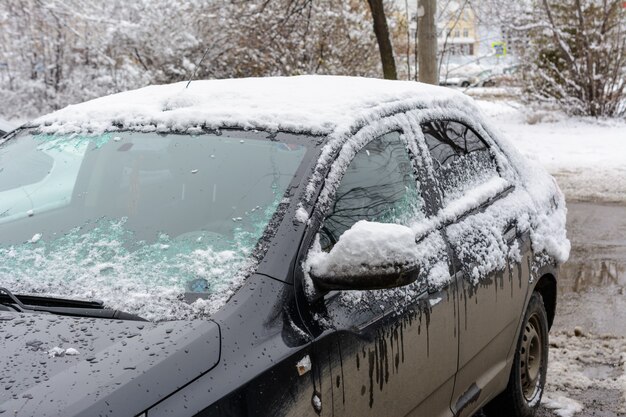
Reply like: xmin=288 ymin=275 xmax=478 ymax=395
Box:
xmin=520 ymin=0 xmax=626 ymax=118
xmin=0 ymin=0 xmax=381 ymax=120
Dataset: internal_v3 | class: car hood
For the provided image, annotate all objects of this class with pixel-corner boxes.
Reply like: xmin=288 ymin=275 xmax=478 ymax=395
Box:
xmin=0 ymin=310 xmax=220 ymax=416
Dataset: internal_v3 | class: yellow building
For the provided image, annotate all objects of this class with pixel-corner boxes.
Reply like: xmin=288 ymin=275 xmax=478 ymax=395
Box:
xmin=441 ymin=7 xmax=479 ymax=56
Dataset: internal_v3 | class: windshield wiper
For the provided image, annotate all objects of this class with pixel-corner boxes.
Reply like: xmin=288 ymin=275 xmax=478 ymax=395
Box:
xmin=0 ymin=287 xmax=147 ymax=321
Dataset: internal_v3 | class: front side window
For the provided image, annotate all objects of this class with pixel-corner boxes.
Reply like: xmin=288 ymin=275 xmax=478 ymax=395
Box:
xmin=0 ymin=130 xmax=309 ymax=320
xmin=421 ymin=120 xmax=499 ymax=203
xmin=319 ymin=131 xmax=425 ymax=251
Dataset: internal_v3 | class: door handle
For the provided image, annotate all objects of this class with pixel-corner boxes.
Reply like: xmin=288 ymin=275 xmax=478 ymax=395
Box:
xmin=503 ymin=224 xmax=517 ymax=243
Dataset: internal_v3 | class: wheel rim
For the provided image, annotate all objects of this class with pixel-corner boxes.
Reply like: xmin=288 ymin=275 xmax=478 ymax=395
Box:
xmin=520 ymin=313 xmax=543 ymax=401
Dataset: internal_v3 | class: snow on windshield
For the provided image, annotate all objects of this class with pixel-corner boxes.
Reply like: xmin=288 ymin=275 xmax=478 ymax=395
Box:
xmin=0 ymin=131 xmax=307 ymax=321
xmin=0 ymin=218 xmax=259 ymax=321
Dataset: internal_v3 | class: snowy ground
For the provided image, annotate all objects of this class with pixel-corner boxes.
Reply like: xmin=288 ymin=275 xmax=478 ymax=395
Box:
xmin=539 ymin=330 xmax=626 ymax=417
xmin=474 ymin=96 xmax=626 ymax=204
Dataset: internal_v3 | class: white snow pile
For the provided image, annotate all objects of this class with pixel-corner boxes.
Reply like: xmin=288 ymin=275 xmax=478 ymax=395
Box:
xmin=295 ymin=354 xmax=312 ymax=376
xmin=545 ymin=331 xmax=626 ymax=415
xmin=294 ymin=205 xmax=309 ymax=224
xmin=542 ymin=394 xmax=583 ymax=417
xmin=47 ymin=346 xmax=80 ymax=358
xmin=308 ymin=221 xmax=420 ymax=278
xmin=476 ymin=99 xmax=626 ymax=203
xmin=0 ymin=117 xmax=14 ymax=133
xmin=304 ymin=221 xmax=451 ymax=308
xmin=0 ymin=218 xmax=258 ymax=322
xmin=31 ymin=76 xmax=464 ymax=136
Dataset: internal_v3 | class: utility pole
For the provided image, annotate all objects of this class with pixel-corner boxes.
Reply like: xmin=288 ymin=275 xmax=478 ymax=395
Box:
xmin=367 ymin=0 xmax=398 ymax=80
xmin=418 ymin=0 xmax=438 ymax=84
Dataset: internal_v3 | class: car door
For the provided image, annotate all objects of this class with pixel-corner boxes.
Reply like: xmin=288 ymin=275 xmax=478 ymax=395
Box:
xmin=296 ymin=130 xmax=459 ymax=417
xmin=419 ymin=119 xmax=532 ymax=416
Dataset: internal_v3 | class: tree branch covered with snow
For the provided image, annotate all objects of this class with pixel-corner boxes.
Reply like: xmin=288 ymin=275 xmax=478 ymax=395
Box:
xmin=520 ymin=0 xmax=626 ymax=117
xmin=0 ymin=0 xmax=383 ymax=119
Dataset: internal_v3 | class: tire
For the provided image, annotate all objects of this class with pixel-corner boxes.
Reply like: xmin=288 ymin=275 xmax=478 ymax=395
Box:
xmin=483 ymin=292 xmax=549 ymax=417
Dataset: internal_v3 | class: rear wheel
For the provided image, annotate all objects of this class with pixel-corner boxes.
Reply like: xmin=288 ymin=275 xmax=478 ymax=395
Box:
xmin=484 ymin=292 xmax=549 ymax=417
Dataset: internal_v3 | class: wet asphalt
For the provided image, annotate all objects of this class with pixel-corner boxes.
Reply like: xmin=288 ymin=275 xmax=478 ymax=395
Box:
xmin=540 ymin=201 xmax=626 ymax=417
xmin=554 ymin=202 xmax=626 ymax=337
xmin=539 ymin=201 xmax=625 ymax=417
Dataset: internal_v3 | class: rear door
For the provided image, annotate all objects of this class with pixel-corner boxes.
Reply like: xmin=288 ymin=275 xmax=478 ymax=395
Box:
xmin=296 ymin=129 xmax=459 ymax=417
xmin=419 ymin=119 xmax=531 ymax=416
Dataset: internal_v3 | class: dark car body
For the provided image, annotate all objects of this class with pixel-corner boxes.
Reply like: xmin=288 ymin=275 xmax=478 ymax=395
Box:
xmin=0 ymin=76 xmax=567 ymax=417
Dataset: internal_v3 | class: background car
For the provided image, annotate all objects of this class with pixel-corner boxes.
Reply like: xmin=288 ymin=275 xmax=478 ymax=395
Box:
xmin=0 ymin=76 xmax=568 ymax=417
xmin=440 ymin=69 xmax=493 ymax=88
xmin=479 ymin=65 xmax=522 ymax=88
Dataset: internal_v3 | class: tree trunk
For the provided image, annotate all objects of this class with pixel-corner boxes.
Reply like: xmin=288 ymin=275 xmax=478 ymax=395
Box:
xmin=367 ymin=0 xmax=397 ymax=80
xmin=418 ymin=0 xmax=438 ymax=84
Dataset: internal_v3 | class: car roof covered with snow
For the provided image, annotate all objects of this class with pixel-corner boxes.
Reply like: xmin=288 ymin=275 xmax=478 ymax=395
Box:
xmin=31 ymin=75 xmax=475 ymax=136
xmin=0 ymin=118 xmax=14 ymax=135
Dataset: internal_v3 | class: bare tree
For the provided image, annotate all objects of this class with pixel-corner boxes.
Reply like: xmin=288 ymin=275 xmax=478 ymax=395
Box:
xmin=522 ymin=0 xmax=626 ymax=117
xmin=367 ymin=0 xmax=398 ymax=79
xmin=418 ymin=0 xmax=438 ymax=84
xmin=0 ymin=0 xmax=382 ymax=119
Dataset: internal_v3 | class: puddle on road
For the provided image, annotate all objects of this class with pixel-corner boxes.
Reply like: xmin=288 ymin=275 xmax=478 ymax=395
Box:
xmin=559 ymin=260 xmax=626 ymax=294
xmin=581 ymin=363 xmax=617 ymax=381
xmin=555 ymin=262 xmax=626 ymax=336
xmin=552 ymin=202 xmax=626 ymax=337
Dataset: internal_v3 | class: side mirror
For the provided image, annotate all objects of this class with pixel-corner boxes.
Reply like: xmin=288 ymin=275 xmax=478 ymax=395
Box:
xmin=308 ymin=221 xmax=421 ymax=291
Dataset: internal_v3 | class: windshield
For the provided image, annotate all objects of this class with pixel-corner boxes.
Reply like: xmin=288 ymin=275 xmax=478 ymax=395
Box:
xmin=0 ymin=130 xmax=309 ymax=321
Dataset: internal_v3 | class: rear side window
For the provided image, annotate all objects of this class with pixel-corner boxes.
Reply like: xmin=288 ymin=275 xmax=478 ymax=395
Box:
xmin=421 ymin=120 xmax=499 ymax=203
xmin=319 ymin=131 xmax=425 ymax=251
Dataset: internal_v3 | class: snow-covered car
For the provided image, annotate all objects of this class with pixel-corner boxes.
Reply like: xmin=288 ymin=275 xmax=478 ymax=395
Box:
xmin=440 ymin=70 xmax=493 ymax=88
xmin=0 ymin=117 xmax=14 ymax=136
xmin=0 ymin=76 xmax=569 ymax=417
xmin=480 ymin=66 xmax=522 ymax=88
xmin=440 ymin=75 xmax=473 ymax=87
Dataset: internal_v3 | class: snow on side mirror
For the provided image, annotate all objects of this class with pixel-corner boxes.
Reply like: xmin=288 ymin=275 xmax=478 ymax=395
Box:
xmin=308 ymin=220 xmax=421 ymax=291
